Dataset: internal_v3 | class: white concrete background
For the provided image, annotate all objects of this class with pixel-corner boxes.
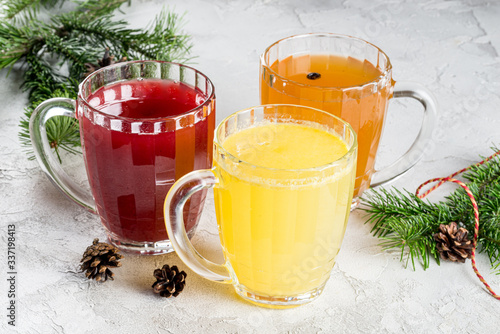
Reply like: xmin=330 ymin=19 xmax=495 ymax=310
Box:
xmin=1 ymin=0 xmax=500 ymax=333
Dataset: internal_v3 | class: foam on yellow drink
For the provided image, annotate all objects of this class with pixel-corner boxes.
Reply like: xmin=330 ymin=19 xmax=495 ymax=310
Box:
xmin=213 ymin=122 xmax=356 ymax=297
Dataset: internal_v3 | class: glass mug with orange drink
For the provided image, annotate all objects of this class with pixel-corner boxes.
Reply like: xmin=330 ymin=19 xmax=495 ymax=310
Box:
xmin=260 ymin=33 xmax=437 ymax=206
xmin=30 ymin=61 xmax=215 ymax=254
xmin=164 ymin=104 xmax=357 ymax=308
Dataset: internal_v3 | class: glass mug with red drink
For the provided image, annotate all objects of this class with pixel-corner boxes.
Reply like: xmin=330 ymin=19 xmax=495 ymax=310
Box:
xmin=30 ymin=61 xmax=215 ymax=254
xmin=260 ymin=33 xmax=437 ymax=207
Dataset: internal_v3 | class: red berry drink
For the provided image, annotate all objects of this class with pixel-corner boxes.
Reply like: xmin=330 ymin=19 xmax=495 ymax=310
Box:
xmin=79 ymin=78 xmax=215 ymax=251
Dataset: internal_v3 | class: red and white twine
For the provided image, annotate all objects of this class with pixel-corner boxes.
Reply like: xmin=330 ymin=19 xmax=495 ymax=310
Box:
xmin=415 ymin=149 xmax=500 ymax=300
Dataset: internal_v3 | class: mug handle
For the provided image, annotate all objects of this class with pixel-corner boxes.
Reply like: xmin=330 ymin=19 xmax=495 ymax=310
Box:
xmin=164 ymin=169 xmax=232 ymax=283
xmin=29 ymin=97 xmax=97 ymax=213
xmin=370 ymin=82 xmax=437 ymax=187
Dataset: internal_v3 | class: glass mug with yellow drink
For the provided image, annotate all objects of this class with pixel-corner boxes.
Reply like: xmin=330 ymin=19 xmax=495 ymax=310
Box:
xmin=164 ymin=105 xmax=357 ymax=308
xmin=260 ymin=33 xmax=437 ymax=206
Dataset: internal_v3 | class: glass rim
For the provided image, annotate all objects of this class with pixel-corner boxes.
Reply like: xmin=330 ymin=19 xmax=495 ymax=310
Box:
xmin=260 ymin=32 xmax=393 ymax=91
xmin=214 ymin=104 xmax=358 ymax=173
xmin=78 ymin=60 xmax=215 ymax=122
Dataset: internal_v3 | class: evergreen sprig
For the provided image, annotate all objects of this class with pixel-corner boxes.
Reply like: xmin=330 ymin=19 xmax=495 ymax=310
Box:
xmin=362 ymin=147 xmax=500 ymax=273
xmin=1 ymin=0 xmax=61 ymax=22
xmin=0 ymin=0 xmax=192 ymax=161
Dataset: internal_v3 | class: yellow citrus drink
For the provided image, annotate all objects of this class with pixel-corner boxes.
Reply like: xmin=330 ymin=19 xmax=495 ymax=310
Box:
xmin=213 ymin=122 xmax=356 ymax=299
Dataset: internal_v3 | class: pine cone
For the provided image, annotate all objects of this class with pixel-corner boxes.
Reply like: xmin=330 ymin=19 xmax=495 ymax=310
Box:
xmin=152 ymin=265 xmax=187 ymax=298
xmin=433 ymin=222 xmax=473 ymax=263
xmin=80 ymin=238 xmax=123 ymax=282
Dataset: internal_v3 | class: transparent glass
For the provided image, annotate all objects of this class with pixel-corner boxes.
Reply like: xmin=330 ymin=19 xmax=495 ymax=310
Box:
xmin=260 ymin=33 xmax=437 ymax=207
xmin=30 ymin=61 xmax=216 ymax=255
xmin=164 ymin=104 xmax=357 ymax=308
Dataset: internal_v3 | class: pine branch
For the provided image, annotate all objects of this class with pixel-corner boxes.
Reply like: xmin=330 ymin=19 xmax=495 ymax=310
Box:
xmin=2 ymin=0 xmax=35 ymax=20
xmin=42 ymin=33 xmax=99 ymax=77
xmin=54 ymin=9 xmax=193 ymax=63
xmin=377 ymin=215 xmax=437 ymax=270
xmin=134 ymin=10 xmax=192 ymax=62
xmin=362 ymin=189 xmax=447 ymax=270
xmin=74 ymin=0 xmax=129 ymax=20
xmin=1 ymin=0 xmax=192 ymax=162
xmin=2 ymin=0 xmax=40 ymax=20
xmin=21 ymin=52 xmax=76 ymax=100
xmin=18 ymin=52 xmax=79 ymax=161
xmin=0 ymin=20 xmax=40 ymax=68
xmin=362 ymin=147 xmax=500 ymax=273
xmin=1 ymin=0 xmax=61 ymax=23
xmin=363 ymin=188 xmax=445 ymax=236
xmin=53 ymin=13 xmax=139 ymax=59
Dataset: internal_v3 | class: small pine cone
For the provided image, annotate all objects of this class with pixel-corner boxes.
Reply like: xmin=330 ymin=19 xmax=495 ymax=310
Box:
xmin=80 ymin=238 xmax=123 ymax=282
xmin=433 ymin=222 xmax=473 ymax=263
xmin=152 ymin=265 xmax=187 ymax=298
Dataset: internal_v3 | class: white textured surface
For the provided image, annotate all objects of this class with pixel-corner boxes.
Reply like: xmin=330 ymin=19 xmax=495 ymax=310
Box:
xmin=2 ymin=0 xmax=500 ymax=333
